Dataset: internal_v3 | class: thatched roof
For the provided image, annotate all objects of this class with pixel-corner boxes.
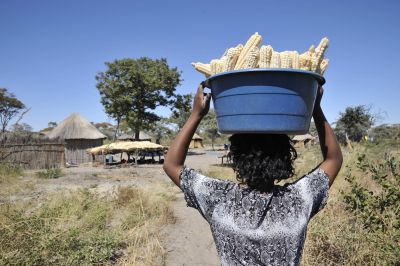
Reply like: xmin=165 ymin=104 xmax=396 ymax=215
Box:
xmin=192 ymin=133 xmax=203 ymax=140
xmin=118 ymin=131 xmax=151 ymax=141
xmin=292 ymin=134 xmax=315 ymax=141
xmin=87 ymin=141 xmax=164 ymax=155
xmin=47 ymin=113 xmax=106 ymax=140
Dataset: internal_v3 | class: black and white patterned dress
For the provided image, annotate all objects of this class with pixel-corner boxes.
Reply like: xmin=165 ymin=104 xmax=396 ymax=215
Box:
xmin=180 ymin=167 xmax=329 ymax=266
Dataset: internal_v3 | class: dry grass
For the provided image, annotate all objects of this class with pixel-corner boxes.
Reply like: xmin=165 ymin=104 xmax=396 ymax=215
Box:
xmin=204 ymin=165 xmax=236 ymax=182
xmin=0 ymin=181 xmax=175 ymax=265
xmin=203 ymin=142 xmax=399 ymax=265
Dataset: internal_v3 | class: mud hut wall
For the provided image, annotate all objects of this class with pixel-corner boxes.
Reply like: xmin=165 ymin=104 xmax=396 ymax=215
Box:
xmin=65 ymin=139 xmax=103 ymax=164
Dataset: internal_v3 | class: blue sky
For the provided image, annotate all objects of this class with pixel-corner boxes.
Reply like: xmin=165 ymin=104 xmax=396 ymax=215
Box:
xmin=1 ymin=0 xmax=399 ymax=131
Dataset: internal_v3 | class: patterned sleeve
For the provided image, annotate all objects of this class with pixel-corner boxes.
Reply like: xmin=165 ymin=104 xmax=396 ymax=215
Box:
xmin=297 ymin=168 xmax=330 ymax=218
xmin=179 ymin=166 xmax=234 ymax=220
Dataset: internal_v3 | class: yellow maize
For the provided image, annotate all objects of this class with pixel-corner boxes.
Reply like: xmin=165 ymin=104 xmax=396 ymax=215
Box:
xmin=270 ymin=51 xmax=281 ymax=68
xmin=234 ymin=32 xmax=262 ymax=69
xmin=191 ymin=62 xmax=212 ymax=77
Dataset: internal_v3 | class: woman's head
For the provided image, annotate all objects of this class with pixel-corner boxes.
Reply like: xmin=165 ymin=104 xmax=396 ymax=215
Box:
xmin=229 ymin=134 xmax=297 ymax=192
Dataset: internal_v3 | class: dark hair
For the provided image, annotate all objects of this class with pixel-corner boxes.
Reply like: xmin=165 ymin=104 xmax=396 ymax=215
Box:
xmin=229 ymin=134 xmax=297 ymax=192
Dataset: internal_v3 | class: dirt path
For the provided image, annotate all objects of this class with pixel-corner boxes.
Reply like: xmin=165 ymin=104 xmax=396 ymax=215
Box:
xmin=162 ymin=148 xmax=224 ymax=266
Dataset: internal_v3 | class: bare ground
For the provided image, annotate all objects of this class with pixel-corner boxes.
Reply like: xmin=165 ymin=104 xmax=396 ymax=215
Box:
xmin=161 ymin=148 xmax=224 ymax=266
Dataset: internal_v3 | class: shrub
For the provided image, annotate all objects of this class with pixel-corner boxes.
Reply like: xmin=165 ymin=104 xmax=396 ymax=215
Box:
xmin=35 ymin=168 xmax=63 ymax=179
xmin=0 ymin=163 xmax=22 ymax=177
xmin=343 ymin=154 xmax=399 ymax=232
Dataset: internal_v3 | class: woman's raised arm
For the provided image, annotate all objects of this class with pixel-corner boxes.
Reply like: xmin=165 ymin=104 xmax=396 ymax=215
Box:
xmin=163 ymin=83 xmax=212 ymax=187
xmin=313 ymin=86 xmax=343 ymax=186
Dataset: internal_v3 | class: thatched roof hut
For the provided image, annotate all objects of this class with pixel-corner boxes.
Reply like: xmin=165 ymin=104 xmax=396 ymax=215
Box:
xmin=292 ymin=134 xmax=316 ymax=148
xmin=87 ymin=141 xmax=164 ymax=155
xmin=47 ymin=113 xmax=106 ymax=164
xmin=117 ymin=131 xmax=152 ymax=141
xmin=190 ymin=133 xmax=204 ymax=149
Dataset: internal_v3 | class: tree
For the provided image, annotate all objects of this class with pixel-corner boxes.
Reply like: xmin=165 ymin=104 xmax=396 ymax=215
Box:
xmin=168 ymin=93 xmax=193 ymax=130
xmin=48 ymin=121 xmax=57 ymax=128
xmin=96 ymin=57 xmax=181 ymax=140
xmin=334 ymin=105 xmax=374 ymax=143
xmin=11 ymin=122 xmax=32 ymax=133
xmin=199 ymin=109 xmax=220 ymax=150
xmin=148 ymin=119 xmax=174 ymax=144
xmin=0 ymin=88 xmax=25 ymax=133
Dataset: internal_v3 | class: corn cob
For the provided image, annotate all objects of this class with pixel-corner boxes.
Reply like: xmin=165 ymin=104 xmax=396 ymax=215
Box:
xmin=270 ymin=51 xmax=281 ymax=68
xmin=319 ymin=58 xmax=329 ymax=75
xmin=311 ymin=37 xmax=329 ymax=72
xmin=216 ymin=59 xmax=224 ymax=73
xmin=240 ymin=47 xmax=260 ymax=69
xmin=280 ymin=51 xmax=292 ymax=68
xmin=299 ymin=45 xmax=314 ymax=70
xmin=223 ymin=46 xmax=242 ymax=71
xmin=191 ymin=62 xmax=212 ymax=77
xmin=290 ymin=51 xmax=299 ymax=69
xmin=210 ymin=59 xmax=219 ymax=75
xmin=259 ymin=45 xmax=273 ymax=68
xmin=234 ymin=32 xmax=262 ymax=70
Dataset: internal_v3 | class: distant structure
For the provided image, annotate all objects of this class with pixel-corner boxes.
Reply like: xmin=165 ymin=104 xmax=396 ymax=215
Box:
xmin=292 ymin=134 xmax=316 ymax=148
xmin=190 ymin=133 xmax=204 ymax=149
xmin=117 ymin=131 xmax=152 ymax=142
xmin=47 ymin=113 xmax=106 ymax=164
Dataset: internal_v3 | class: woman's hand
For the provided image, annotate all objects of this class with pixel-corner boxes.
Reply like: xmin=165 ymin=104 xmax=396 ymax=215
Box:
xmin=192 ymin=82 xmax=212 ymax=119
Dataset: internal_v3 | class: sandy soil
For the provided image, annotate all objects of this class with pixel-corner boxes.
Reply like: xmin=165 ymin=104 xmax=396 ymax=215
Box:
xmin=162 ymin=148 xmax=225 ymax=266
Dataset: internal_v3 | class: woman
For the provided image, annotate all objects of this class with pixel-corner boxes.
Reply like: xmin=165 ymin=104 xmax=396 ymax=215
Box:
xmin=163 ymin=83 xmax=342 ymax=265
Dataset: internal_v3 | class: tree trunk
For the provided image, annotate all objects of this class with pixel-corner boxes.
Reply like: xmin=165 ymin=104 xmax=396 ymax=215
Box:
xmin=113 ymin=118 xmax=120 ymax=141
xmin=211 ymin=138 xmax=215 ymax=151
xmin=135 ymin=128 xmax=140 ymax=141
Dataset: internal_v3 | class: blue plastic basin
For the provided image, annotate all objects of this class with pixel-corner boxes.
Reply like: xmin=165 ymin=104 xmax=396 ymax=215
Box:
xmin=205 ymin=69 xmax=325 ymax=134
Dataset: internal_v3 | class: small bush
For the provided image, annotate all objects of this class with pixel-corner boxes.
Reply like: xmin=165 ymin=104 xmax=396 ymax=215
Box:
xmin=35 ymin=168 xmax=63 ymax=179
xmin=343 ymin=154 xmax=399 ymax=232
xmin=0 ymin=163 xmax=22 ymax=182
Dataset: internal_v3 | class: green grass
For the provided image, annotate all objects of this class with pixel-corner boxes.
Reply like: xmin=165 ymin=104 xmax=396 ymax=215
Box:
xmin=0 ymin=182 xmax=175 ymax=265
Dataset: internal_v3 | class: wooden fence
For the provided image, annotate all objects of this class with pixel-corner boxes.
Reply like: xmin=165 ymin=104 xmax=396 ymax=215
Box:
xmin=0 ymin=134 xmax=65 ymax=169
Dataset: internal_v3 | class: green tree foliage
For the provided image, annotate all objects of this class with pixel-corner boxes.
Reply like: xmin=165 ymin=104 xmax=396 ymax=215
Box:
xmin=95 ymin=58 xmax=181 ymax=140
xmin=148 ymin=119 xmax=174 ymax=144
xmin=168 ymin=93 xmax=193 ymax=130
xmin=199 ymin=109 xmax=219 ymax=150
xmin=0 ymin=88 xmax=25 ymax=133
xmin=48 ymin=122 xmax=57 ymax=128
xmin=334 ymin=105 xmax=374 ymax=143
xmin=369 ymin=124 xmax=400 ymax=141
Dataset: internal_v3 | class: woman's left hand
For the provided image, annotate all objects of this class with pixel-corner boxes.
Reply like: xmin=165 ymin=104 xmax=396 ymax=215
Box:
xmin=192 ymin=82 xmax=212 ymax=118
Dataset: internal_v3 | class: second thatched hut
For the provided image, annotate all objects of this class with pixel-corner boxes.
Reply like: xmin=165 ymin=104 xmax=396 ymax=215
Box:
xmin=190 ymin=133 xmax=204 ymax=148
